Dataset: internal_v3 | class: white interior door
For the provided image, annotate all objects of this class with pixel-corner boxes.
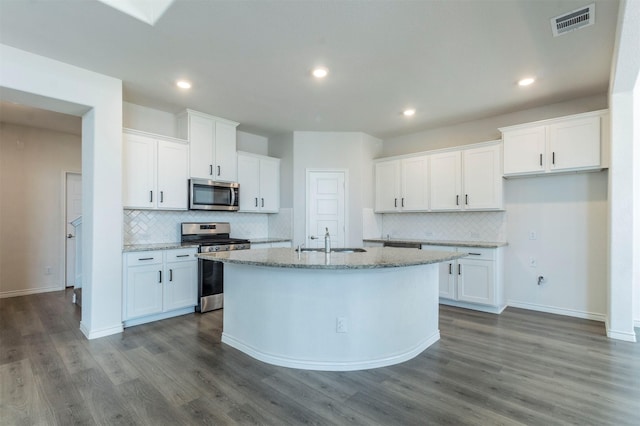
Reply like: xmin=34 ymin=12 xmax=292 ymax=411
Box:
xmin=307 ymin=171 xmax=346 ymax=248
xmin=66 ymin=172 xmax=82 ymax=287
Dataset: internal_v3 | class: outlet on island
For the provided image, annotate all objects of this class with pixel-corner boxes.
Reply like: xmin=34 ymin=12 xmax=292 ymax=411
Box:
xmin=336 ymin=317 xmax=348 ymax=333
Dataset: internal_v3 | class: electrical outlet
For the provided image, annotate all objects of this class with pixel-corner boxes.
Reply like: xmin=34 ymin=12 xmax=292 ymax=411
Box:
xmin=529 ymin=257 xmax=537 ymax=268
xmin=336 ymin=317 xmax=348 ymax=333
xmin=529 ymin=230 xmax=537 ymax=240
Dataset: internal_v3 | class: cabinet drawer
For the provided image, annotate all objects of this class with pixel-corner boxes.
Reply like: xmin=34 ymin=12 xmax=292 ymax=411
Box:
xmin=459 ymin=247 xmax=495 ymax=260
xmin=125 ymin=251 xmax=163 ymax=266
xmin=165 ymin=248 xmax=198 ymax=262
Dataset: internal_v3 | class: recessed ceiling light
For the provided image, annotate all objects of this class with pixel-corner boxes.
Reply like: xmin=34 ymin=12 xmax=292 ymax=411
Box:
xmin=518 ymin=77 xmax=535 ymax=87
xmin=176 ymin=80 xmax=192 ymax=89
xmin=403 ymin=108 xmax=416 ymax=117
xmin=312 ymin=67 xmax=328 ymax=78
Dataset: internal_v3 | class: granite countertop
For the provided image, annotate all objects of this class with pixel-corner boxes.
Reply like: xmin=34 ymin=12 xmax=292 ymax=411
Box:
xmin=123 ymin=242 xmax=198 ymax=252
xmin=363 ymin=238 xmax=507 ymax=248
xmin=250 ymin=237 xmax=293 ymax=244
xmin=197 ymin=247 xmax=466 ymax=270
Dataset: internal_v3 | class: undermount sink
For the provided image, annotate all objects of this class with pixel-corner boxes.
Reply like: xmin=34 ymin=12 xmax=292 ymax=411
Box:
xmin=296 ymin=248 xmax=367 ymax=253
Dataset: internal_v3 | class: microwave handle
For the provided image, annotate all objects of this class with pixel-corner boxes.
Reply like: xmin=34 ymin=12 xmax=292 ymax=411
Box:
xmin=231 ymin=187 xmax=236 ymax=207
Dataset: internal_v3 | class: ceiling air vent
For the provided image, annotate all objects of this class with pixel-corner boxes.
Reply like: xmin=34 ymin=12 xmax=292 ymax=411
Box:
xmin=551 ymin=3 xmax=595 ymax=37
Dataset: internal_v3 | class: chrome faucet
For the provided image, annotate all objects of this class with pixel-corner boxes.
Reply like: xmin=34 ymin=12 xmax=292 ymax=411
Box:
xmin=324 ymin=227 xmax=331 ymax=253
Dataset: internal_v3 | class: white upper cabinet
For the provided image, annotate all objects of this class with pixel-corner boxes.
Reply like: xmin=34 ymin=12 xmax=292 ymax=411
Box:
xmin=177 ymin=110 xmax=239 ymax=182
xmin=430 ymin=151 xmax=461 ymax=211
xmin=237 ymin=152 xmax=280 ymax=213
xmin=400 ymin=156 xmax=430 ymax=211
xmin=123 ymin=129 xmax=188 ymax=210
xmin=376 ymin=141 xmax=502 ymax=213
xmin=375 ymin=156 xmax=428 ymax=212
xmin=374 ymin=160 xmax=401 ymax=212
xmin=501 ymin=110 xmax=606 ymax=177
xmin=462 ymin=144 xmax=503 ymax=210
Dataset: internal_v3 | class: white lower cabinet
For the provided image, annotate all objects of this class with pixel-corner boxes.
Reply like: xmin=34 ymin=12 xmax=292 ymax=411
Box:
xmin=423 ymin=245 xmax=505 ymax=313
xmin=123 ymin=248 xmax=198 ymax=327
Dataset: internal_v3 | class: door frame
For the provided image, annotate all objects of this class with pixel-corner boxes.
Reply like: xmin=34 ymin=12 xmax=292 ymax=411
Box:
xmin=305 ymin=168 xmax=349 ymax=248
xmin=62 ymin=170 xmax=82 ymax=290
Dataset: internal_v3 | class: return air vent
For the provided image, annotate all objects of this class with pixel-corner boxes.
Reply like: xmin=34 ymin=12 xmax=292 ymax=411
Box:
xmin=551 ymin=3 xmax=595 ymax=37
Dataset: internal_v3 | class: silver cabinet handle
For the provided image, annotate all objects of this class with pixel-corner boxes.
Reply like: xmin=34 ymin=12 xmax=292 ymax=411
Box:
xmin=394 ymin=198 xmax=397 ymax=207
xmin=458 ymin=264 xmax=461 ymax=275
xmin=465 ymin=194 xmax=468 ymax=205
xmin=255 ymin=197 xmax=258 ymax=207
xmin=456 ymin=195 xmax=459 ymax=206
xmin=158 ymin=270 xmax=162 ymax=283
xmin=169 ymin=269 xmax=173 ymax=282
xmin=209 ymin=165 xmax=213 ymax=175
xmin=150 ymin=191 xmax=153 ymax=202
xmin=160 ymin=191 xmax=164 ymax=203
xmin=261 ymin=198 xmax=264 ymax=207
xmin=539 ymin=153 xmax=543 ymax=166
xmin=217 ymin=165 xmax=221 ymax=176
xmin=552 ymin=151 xmax=556 ymax=165
xmin=138 ymin=257 xmax=154 ymax=261
xmin=176 ymin=254 xmax=190 ymax=258
xmin=448 ymin=263 xmax=452 ymax=274
xmin=468 ymin=252 xmax=481 ymax=256
xmin=401 ymin=198 xmax=404 ymax=207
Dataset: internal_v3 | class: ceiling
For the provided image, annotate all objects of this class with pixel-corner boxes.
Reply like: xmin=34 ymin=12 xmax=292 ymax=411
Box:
xmin=0 ymin=0 xmax=619 ymax=139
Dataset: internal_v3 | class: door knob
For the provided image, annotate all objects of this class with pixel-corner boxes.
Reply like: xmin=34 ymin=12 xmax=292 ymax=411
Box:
xmin=310 ymin=236 xmax=319 ymax=240
xmin=67 ymin=234 xmax=74 ymax=239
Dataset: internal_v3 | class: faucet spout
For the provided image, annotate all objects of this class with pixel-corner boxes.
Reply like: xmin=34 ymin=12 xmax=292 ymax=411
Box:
xmin=324 ymin=228 xmax=331 ymax=253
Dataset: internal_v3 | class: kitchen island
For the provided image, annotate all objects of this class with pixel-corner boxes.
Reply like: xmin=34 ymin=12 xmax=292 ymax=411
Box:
xmin=198 ymin=247 xmax=465 ymax=371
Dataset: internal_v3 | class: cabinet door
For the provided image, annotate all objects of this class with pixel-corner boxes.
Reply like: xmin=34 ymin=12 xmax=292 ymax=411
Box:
xmin=463 ymin=145 xmax=503 ymax=210
xmin=123 ymin=133 xmax=156 ymax=209
xmin=157 ymin=140 xmax=188 ymax=210
xmin=214 ymin=121 xmax=238 ymax=182
xmin=457 ymin=258 xmax=494 ymax=305
xmin=189 ymin=115 xmax=215 ymax=179
xmin=548 ymin=116 xmax=600 ymax=172
xmin=163 ymin=260 xmax=197 ymax=312
xmin=429 ymin=151 xmax=461 ymax=211
xmin=423 ymin=245 xmax=457 ymax=299
xmin=259 ymin=157 xmax=280 ymax=212
xmin=503 ymin=126 xmax=545 ymax=175
xmin=401 ymin=156 xmax=429 ymax=211
xmin=125 ymin=264 xmax=164 ymax=319
xmin=375 ymin=160 xmax=400 ymax=212
xmin=237 ymin=154 xmax=260 ymax=212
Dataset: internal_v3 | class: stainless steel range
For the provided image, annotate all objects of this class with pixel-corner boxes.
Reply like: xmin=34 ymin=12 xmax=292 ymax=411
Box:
xmin=181 ymin=222 xmax=250 ymax=312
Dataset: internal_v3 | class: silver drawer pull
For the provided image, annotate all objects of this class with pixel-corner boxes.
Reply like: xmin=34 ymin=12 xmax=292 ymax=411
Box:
xmin=468 ymin=253 xmax=482 ymax=256
xmin=138 ymin=257 xmax=154 ymax=261
xmin=176 ymin=254 xmax=190 ymax=258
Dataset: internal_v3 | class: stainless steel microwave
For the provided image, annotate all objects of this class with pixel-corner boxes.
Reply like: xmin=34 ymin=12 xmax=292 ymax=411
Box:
xmin=189 ymin=179 xmax=239 ymax=211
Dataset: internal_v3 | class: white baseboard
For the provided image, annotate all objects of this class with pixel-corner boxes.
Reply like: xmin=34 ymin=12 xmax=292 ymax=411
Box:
xmin=222 ymin=330 xmax=440 ymax=371
xmin=635 ymin=319 xmax=640 ymax=329
xmin=0 ymin=285 xmax=64 ymax=299
xmin=507 ymin=300 xmax=606 ymax=322
xmin=606 ymin=327 xmax=637 ymax=342
xmin=80 ymin=321 xmax=124 ymax=340
xmin=439 ymin=299 xmax=506 ymax=314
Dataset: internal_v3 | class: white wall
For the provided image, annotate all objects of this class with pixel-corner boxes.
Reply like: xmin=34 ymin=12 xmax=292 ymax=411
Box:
xmin=1 ymin=44 xmax=123 ymax=339
xmin=0 ymin=123 xmax=81 ymax=297
xmin=291 ymin=132 xmax=382 ymax=247
xmin=608 ymin=0 xmax=640 ymax=340
xmin=237 ymin=131 xmax=268 ymax=156
xmin=269 ymin=132 xmax=294 ymax=208
xmin=505 ymin=172 xmax=608 ymax=320
xmin=123 ymin=102 xmax=177 ymax=137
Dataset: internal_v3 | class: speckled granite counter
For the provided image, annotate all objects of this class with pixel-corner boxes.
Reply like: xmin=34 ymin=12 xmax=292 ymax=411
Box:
xmin=197 ymin=246 xmax=465 ymax=270
xmin=123 ymin=242 xmax=198 ymax=252
xmin=363 ymin=238 xmax=507 ymax=248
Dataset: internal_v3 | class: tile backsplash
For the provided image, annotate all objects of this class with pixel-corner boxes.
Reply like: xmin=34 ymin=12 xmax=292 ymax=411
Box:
xmin=380 ymin=211 xmax=506 ymax=242
xmin=123 ymin=210 xmax=272 ymax=245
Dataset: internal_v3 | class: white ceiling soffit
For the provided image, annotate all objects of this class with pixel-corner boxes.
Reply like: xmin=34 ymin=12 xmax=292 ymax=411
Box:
xmin=551 ymin=3 xmax=596 ymax=36
xmin=96 ymin=0 xmax=175 ymax=25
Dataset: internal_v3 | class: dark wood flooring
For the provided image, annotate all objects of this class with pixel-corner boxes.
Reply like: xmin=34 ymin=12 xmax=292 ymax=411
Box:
xmin=1 ymin=289 xmax=638 ymax=425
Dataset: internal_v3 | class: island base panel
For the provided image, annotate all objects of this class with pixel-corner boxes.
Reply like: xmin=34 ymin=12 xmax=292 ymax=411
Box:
xmin=221 ymin=263 xmax=439 ymax=371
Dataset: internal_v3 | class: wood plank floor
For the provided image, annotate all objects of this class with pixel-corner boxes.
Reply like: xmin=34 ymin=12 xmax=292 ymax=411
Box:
xmin=1 ymin=289 xmax=638 ymax=425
